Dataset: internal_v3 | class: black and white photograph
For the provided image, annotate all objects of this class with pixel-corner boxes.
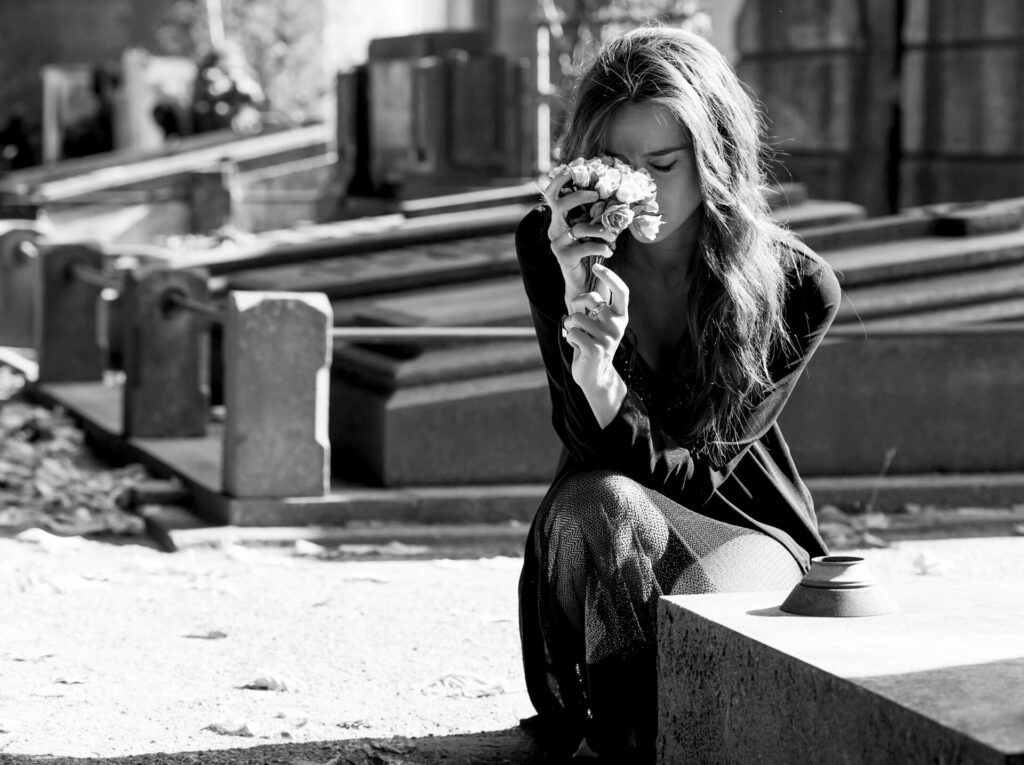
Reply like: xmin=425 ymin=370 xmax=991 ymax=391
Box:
xmin=1 ymin=1 xmax=1023 ymax=763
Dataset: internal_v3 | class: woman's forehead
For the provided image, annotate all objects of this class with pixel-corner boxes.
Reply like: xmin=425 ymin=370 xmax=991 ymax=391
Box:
xmin=604 ymin=102 xmax=691 ymax=155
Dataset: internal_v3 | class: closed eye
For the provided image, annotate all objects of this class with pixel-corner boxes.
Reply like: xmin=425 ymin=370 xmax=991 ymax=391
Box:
xmin=650 ymin=162 xmax=676 ymax=173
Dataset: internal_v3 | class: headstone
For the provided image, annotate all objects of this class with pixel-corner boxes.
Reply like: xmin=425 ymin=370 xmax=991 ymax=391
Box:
xmin=121 ymin=267 xmax=210 ymax=437
xmin=222 ymin=291 xmax=332 ymax=498
xmin=657 ymin=579 xmax=1024 ymax=763
xmin=330 ymin=339 xmax=558 ymax=487
xmin=0 ymin=227 xmax=43 ymax=348
xmin=190 ymin=162 xmax=239 ymax=234
xmin=781 ymin=329 xmax=1024 ymax=476
xmin=36 ymin=243 xmax=105 ymax=383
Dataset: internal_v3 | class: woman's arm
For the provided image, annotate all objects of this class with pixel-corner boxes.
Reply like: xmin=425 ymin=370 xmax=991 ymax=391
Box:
xmin=517 ymin=206 xmax=841 ymax=506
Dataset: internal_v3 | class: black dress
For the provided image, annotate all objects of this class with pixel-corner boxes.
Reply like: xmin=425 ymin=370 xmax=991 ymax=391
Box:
xmin=515 ymin=205 xmax=841 ymax=760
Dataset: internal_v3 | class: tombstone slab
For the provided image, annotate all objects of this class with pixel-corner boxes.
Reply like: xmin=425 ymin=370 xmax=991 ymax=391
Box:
xmin=36 ymin=243 xmax=105 ymax=383
xmin=222 ymin=291 xmax=332 ymax=498
xmin=330 ymin=340 xmax=559 ymax=487
xmin=0 ymin=227 xmax=43 ymax=348
xmin=657 ymin=579 xmax=1024 ymax=764
xmin=122 ymin=267 xmax=210 ymax=437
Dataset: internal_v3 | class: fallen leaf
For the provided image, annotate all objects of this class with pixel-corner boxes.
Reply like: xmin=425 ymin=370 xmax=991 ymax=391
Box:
xmin=9 ymin=652 xmax=55 ymax=663
xmin=336 ymin=719 xmax=371 ymax=730
xmin=321 ymin=541 xmax=431 ymax=558
xmin=369 ymin=739 xmax=415 ymax=754
xmin=242 ymin=674 xmax=291 ymax=691
xmin=913 ymin=551 xmax=947 ymax=576
xmin=204 ymin=720 xmax=256 ymax=737
xmin=184 ymin=630 xmax=228 ymax=640
xmin=420 ymin=672 xmax=505 ymax=698
xmin=293 ymin=539 xmax=327 ymax=557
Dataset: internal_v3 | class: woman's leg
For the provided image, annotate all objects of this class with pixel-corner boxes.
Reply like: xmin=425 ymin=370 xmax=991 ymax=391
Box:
xmin=528 ymin=469 xmax=802 ymax=760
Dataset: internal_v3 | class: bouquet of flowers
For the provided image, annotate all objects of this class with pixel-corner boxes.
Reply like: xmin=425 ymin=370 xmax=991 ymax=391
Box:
xmin=548 ymin=156 xmax=663 ymax=290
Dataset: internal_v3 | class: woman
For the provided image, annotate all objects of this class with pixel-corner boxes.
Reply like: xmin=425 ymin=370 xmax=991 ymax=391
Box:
xmin=516 ymin=27 xmax=840 ymax=761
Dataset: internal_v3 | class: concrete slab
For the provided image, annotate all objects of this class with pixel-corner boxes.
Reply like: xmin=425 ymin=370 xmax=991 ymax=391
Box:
xmin=823 ymin=227 xmax=1024 ymax=288
xmin=23 ymin=380 xmax=547 ymax=527
xmin=834 ymin=260 xmax=1024 ymax=323
xmin=781 ymin=330 xmax=1024 ymax=476
xmin=774 ymin=198 xmax=866 ymax=228
xmin=226 ymin=235 xmax=517 ymax=299
xmin=658 ymin=579 xmax=1024 ymax=764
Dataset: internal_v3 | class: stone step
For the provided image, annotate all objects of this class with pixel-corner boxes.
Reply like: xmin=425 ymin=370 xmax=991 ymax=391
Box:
xmin=328 ymin=266 xmax=1024 ymax=334
xmin=658 ymin=580 xmax=1024 ymax=763
xmin=825 ymin=225 xmax=1024 ymax=289
xmin=218 ymin=198 xmax=866 ymax=296
xmin=228 ymin=234 xmax=517 ymax=302
xmin=179 ymin=203 xmax=533 ymax=276
xmin=17 ymin=373 xmax=1024 ymax=524
xmin=225 ymin=229 xmax=1024 ymax=327
xmin=834 ymin=260 xmax=1024 ymax=322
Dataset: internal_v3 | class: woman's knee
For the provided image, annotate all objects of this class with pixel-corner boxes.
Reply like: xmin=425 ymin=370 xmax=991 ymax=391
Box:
xmin=544 ymin=470 xmax=637 ymax=532
xmin=542 ymin=470 xmax=668 ymax=558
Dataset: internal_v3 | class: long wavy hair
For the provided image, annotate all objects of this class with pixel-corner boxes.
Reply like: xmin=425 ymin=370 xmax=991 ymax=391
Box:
xmin=558 ymin=26 xmax=799 ymax=460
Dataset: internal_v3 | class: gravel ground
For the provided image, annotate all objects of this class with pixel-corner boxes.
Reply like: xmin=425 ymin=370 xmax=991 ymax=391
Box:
xmin=3 ymin=371 xmax=1023 ymax=764
xmin=2 ymin=529 xmax=1024 ymax=764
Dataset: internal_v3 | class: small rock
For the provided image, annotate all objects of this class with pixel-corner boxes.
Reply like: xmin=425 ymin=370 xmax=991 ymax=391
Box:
xmin=242 ymin=674 xmax=292 ymax=692
xmin=293 ymin=539 xmax=327 ymax=557
xmin=184 ymin=630 xmax=228 ymax=640
xmin=204 ymin=719 xmax=256 ymax=737
xmin=858 ymin=532 xmax=890 ymax=549
xmin=15 ymin=528 xmax=88 ymax=550
xmin=913 ymin=551 xmax=947 ymax=576
xmin=420 ymin=672 xmax=505 ymax=698
xmin=816 ymin=505 xmax=850 ymax=524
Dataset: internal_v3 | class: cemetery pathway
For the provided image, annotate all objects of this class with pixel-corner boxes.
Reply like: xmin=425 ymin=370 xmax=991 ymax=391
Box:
xmin=2 ymin=528 xmax=1024 ymax=764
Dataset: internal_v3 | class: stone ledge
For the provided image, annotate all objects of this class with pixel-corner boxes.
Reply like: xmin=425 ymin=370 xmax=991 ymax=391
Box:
xmin=657 ymin=580 xmax=1024 ymax=764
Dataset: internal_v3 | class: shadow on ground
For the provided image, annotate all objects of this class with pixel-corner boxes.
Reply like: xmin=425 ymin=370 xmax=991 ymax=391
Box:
xmin=2 ymin=727 xmax=549 ymax=764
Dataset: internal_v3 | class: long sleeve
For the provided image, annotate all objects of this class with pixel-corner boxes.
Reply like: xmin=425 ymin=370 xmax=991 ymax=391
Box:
xmin=516 ymin=205 xmax=841 ymax=510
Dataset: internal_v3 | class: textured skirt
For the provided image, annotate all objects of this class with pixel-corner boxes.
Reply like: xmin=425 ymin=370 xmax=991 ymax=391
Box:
xmin=518 ymin=468 xmax=803 ymax=761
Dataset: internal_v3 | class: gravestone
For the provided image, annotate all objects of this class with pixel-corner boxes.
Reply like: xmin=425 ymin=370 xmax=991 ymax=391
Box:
xmin=222 ymin=291 xmax=332 ymax=498
xmin=658 ymin=579 xmax=1024 ymax=763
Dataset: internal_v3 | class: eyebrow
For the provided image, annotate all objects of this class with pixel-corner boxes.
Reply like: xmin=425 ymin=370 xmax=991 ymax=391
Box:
xmin=647 ymin=146 xmax=691 ymax=157
xmin=604 ymin=146 xmax=691 ymax=161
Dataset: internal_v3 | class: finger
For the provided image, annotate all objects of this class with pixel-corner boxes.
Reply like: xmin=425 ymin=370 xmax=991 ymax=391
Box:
xmin=542 ymin=172 xmax=571 ymax=205
xmin=591 ymin=263 xmax=629 ymax=313
xmin=568 ymin=291 xmax=605 ymax=315
xmin=551 ymin=188 xmax=600 ymax=222
xmin=564 ymin=307 xmax=615 ymax=344
xmin=551 ymin=240 xmax=615 ymax=270
xmin=569 ymin=222 xmax=618 ymax=243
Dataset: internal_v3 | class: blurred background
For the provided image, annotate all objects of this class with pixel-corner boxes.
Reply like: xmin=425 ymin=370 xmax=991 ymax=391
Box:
xmin=2 ymin=0 xmax=1020 ymax=228
xmin=2 ymin=0 xmax=1024 ymax=552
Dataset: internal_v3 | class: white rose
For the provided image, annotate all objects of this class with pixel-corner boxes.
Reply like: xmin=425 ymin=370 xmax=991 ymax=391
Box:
xmin=600 ymin=202 xmax=635 ymax=234
xmin=548 ymin=163 xmax=568 ymax=179
xmin=629 ymin=214 xmax=664 ymax=241
xmin=615 ymin=172 xmax=653 ymax=205
xmin=594 ymin=168 xmax=622 ymax=199
xmin=569 ymin=160 xmax=593 ymax=188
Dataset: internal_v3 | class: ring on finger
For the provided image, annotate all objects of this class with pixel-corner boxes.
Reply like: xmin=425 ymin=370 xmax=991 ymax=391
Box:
xmin=567 ymin=226 xmax=578 ymax=243
xmin=588 ymin=303 xmax=608 ymax=319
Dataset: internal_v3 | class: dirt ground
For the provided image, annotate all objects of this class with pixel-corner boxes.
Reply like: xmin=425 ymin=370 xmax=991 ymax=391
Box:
xmin=3 ymin=528 xmax=1024 ymax=765
xmin=3 ymin=370 xmax=1024 ymax=764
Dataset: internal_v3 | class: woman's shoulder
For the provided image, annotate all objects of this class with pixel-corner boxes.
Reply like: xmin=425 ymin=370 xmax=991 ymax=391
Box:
xmin=516 ymin=204 xmax=552 ymax=253
xmin=783 ymin=236 xmax=842 ymax=311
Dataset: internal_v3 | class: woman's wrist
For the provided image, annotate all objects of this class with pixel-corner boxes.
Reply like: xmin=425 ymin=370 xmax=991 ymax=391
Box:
xmin=582 ymin=369 xmax=627 ymax=429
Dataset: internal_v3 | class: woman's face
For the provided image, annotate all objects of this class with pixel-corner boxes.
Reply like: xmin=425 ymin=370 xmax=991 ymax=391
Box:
xmin=603 ymin=101 xmax=702 ymax=246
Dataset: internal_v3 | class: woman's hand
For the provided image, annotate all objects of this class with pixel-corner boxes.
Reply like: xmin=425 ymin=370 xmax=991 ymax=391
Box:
xmin=561 ymin=263 xmax=630 ymax=428
xmin=543 ymin=172 xmax=617 ymax=310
